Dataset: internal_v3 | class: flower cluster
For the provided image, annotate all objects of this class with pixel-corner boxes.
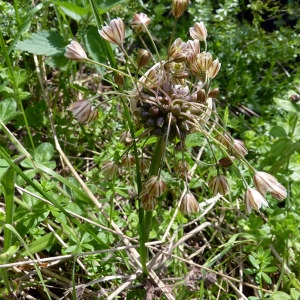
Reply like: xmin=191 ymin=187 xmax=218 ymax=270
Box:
xmin=64 ymin=2 xmax=287 ymax=215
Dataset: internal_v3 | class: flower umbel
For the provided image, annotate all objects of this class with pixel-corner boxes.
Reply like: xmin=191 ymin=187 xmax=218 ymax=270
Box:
xmin=99 ymin=18 xmax=125 ymax=45
xmin=65 ymin=41 xmax=87 ymax=61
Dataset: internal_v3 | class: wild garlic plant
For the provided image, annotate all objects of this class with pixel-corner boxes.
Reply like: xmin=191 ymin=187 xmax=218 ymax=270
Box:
xmin=64 ymin=0 xmax=287 ymax=272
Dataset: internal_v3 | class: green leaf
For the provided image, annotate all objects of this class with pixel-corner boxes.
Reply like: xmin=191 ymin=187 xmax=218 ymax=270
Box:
xmin=269 ymin=126 xmax=287 ymax=138
xmin=0 ymin=98 xmax=20 ymax=124
xmin=15 ymin=31 xmax=66 ymax=56
xmin=269 ymin=291 xmax=291 ymax=300
xmin=185 ymin=132 xmax=205 ymax=147
xmin=261 ymin=272 xmax=272 ymax=284
xmin=274 ymin=97 xmax=300 ymax=114
xmin=248 ymin=255 xmax=259 ymax=269
xmin=82 ymin=26 xmax=109 ymax=73
xmin=94 ymin=0 xmax=131 ymax=14
xmin=0 ymin=159 xmax=10 ymax=180
xmin=34 ymin=143 xmax=54 ymax=163
xmin=52 ymin=1 xmax=89 ymax=21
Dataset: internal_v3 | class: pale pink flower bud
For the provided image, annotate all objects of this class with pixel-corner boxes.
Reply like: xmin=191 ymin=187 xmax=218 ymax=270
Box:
xmin=207 ymin=59 xmax=221 ymax=78
xmin=99 ymin=18 xmax=125 ymax=45
xmin=189 ymin=22 xmax=207 ymax=41
xmin=64 ymin=41 xmax=87 ymax=61
xmin=131 ymin=13 xmax=151 ymax=33
xmin=195 ymin=52 xmax=213 ymax=72
xmin=67 ymin=100 xmax=98 ymax=124
xmin=254 ymin=171 xmax=287 ymax=200
xmin=180 ymin=193 xmax=199 ymax=214
xmin=231 ymin=139 xmax=248 ymax=158
xmin=172 ymin=0 xmax=189 ymax=18
xmin=208 ymin=175 xmax=229 ymax=196
xmin=244 ymin=188 xmax=268 ymax=214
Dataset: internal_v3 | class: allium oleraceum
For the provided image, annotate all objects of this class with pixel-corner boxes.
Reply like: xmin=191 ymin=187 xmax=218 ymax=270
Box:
xmin=64 ymin=8 xmax=286 ymax=214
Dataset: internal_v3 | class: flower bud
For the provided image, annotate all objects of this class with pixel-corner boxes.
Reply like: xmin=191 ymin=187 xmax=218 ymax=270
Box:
xmin=215 ymin=132 xmax=232 ymax=148
xmin=208 ymin=175 xmax=229 ymax=196
xmin=172 ymin=0 xmax=189 ymax=18
xmin=67 ymin=100 xmax=98 ymax=124
xmin=244 ymin=188 xmax=268 ymax=214
xmin=218 ymin=156 xmax=235 ymax=168
xmin=180 ymin=193 xmax=199 ymax=214
xmin=131 ymin=13 xmax=151 ymax=33
xmin=231 ymin=139 xmax=248 ymax=158
xmin=139 ymin=157 xmax=150 ymax=174
xmin=136 ymin=49 xmax=151 ymax=68
xmin=65 ymin=41 xmax=87 ymax=61
xmin=120 ymin=131 xmax=132 ymax=146
xmin=208 ymin=87 xmax=220 ymax=98
xmin=145 ymin=175 xmax=167 ymax=198
xmin=101 ymin=161 xmax=118 ymax=179
xmin=141 ymin=191 xmax=157 ymax=211
xmin=121 ymin=154 xmax=135 ymax=168
xmin=207 ymin=59 xmax=221 ymax=78
xmin=99 ymin=18 xmax=125 ymax=45
xmin=189 ymin=21 xmax=207 ymax=41
xmin=114 ymin=73 xmax=124 ymax=87
xmin=197 ymin=89 xmax=206 ymax=103
xmin=254 ymin=171 xmax=287 ymax=200
xmin=195 ymin=52 xmax=213 ymax=72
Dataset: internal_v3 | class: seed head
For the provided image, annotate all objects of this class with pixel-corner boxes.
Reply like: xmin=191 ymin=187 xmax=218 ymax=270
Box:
xmin=141 ymin=191 xmax=157 ymax=211
xmin=99 ymin=18 xmax=125 ymax=45
xmin=145 ymin=175 xmax=167 ymax=198
xmin=101 ymin=161 xmax=118 ymax=179
xmin=65 ymin=40 xmax=87 ymax=61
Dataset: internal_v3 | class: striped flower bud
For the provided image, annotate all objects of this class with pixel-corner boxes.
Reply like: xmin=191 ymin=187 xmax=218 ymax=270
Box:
xmin=137 ymin=49 xmax=151 ymax=68
xmin=131 ymin=13 xmax=151 ymax=33
xmin=67 ymin=100 xmax=98 ymax=124
xmin=65 ymin=40 xmax=87 ymax=61
xmin=244 ymin=188 xmax=268 ymax=214
xmin=231 ymin=139 xmax=248 ymax=158
xmin=254 ymin=171 xmax=287 ymax=200
xmin=180 ymin=193 xmax=199 ymax=214
xmin=218 ymin=156 xmax=235 ymax=168
xmin=172 ymin=0 xmax=189 ymax=18
xmin=114 ymin=73 xmax=124 ymax=87
xmin=99 ymin=18 xmax=125 ymax=45
xmin=208 ymin=87 xmax=220 ymax=98
xmin=145 ymin=175 xmax=167 ymax=198
xmin=121 ymin=154 xmax=135 ymax=168
xmin=141 ymin=191 xmax=157 ymax=211
xmin=208 ymin=175 xmax=229 ymax=196
xmin=189 ymin=21 xmax=207 ymax=41
xmin=101 ymin=161 xmax=118 ymax=179
xmin=207 ymin=59 xmax=221 ymax=78
xmin=195 ymin=52 xmax=213 ymax=72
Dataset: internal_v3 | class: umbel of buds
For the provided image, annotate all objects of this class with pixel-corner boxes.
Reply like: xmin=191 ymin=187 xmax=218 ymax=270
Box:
xmin=99 ymin=18 xmax=125 ymax=45
xmin=65 ymin=41 xmax=87 ymax=61
xmin=68 ymin=100 xmax=98 ymax=124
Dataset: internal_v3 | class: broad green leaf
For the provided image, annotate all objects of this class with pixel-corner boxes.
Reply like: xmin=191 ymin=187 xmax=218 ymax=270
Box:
xmin=248 ymin=255 xmax=259 ymax=269
xmin=269 ymin=126 xmax=287 ymax=138
xmin=34 ymin=143 xmax=54 ymax=163
xmin=82 ymin=26 xmax=108 ymax=73
xmin=273 ymin=97 xmax=300 ymax=114
xmin=269 ymin=291 xmax=291 ymax=300
xmin=0 ymin=98 xmax=20 ymax=124
xmin=15 ymin=31 xmax=66 ymax=56
xmin=261 ymin=272 xmax=272 ymax=284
